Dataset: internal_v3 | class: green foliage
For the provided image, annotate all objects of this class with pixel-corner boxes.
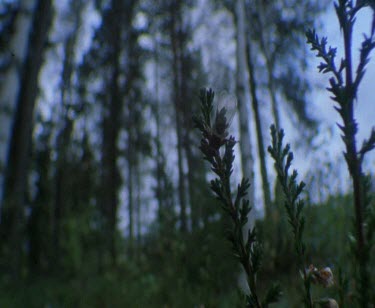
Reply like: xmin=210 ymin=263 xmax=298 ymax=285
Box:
xmin=268 ymin=127 xmax=307 ymax=261
xmin=268 ymin=125 xmax=333 ymax=307
xmin=306 ymin=0 xmax=375 ymax=305
xmin=0 ymin=218 xmax=242 ymax=307
xmin=195 ymin=88 xmax=282 ymax=307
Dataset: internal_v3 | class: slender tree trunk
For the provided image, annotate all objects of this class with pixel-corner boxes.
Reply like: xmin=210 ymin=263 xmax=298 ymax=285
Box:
xmin=100 ymin=0 xmax=124 ymax=266
xmin=254 ymin=2 xmax=290 ymax=270
xmin=169 ymin=0 xmax=187 ymax=232
xmin=152 ymin=42 xmax=170 ymax=230
xmin=255 ymin=3 xmax=286 ymax=226
xmin=153 ymin=40 xmax=164 ymax=219
xmin=127 ymin=133 xmax=134 ymax=257
xmin=102 ymin=78 xmax=121 ymax=266
xmin=235 ymin=0 xmax=255 ymax=227
xmin=180 ymin=67 xmax=199 ymax=230
xmin=136 ymin=163 xmax=141 ymax=258
xmin=234 ymin=0 xmax=257 ymax=295
xmin=0 ymin=0 xmax=53 ymax=276
xmin=260 ymin=41 xmax=284 ymax=216
xmin=245 ymin=38 xmax=272 ymax=217
xmin=152 ymin=40 xmax=176 ymax=233
xmin=53 ymin=1 xmax=83 ymax=267
xmin=27 ymin=124 xmax=53 ymax=275
xmin=257 ymin=2 xmax=281 ymax=131
xmin=266 ymin=59 xmax=280 ymax=131
xmin=54 ymin=115 xmax=73 ymax=268
xmin=184 ymin=142 xmax=199 ymax=230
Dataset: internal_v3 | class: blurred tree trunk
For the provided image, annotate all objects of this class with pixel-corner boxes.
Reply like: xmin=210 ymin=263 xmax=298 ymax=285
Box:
xmin=135 ymin=163 xmax=141 ymax=257
xmin=0 ymin=0 xmax=37 ymax=200
xmin=100 ymin=0 xmax=124 ymax=266
xmin=179 ymin=31 xmax=200 ymax=232
xmin=255 ymin=2 xmax=280 ymax=131
xmin=127 ymin=131 xmax=135 ymax=256
xmin=124 ymin=0 xmax=145 ymax=257
xmin=152 ymin=36 xmax=175 ymax=234
xmin=180 ymin=52 xmax=206 ymax=231
xmin=27 ymin=120 xmax=53 ymax=275
xmin=169 ymin=0 xmax=187 ymax=232
xmin=53 ymin=0 xmax=84 ymax=269
xmin=0 ymin=0 xmax=53 ymax=276
xmin=262 ymin=47 xmax=280 ymax=131
xmin=245 ymin=38 xmax=272 ymax=218
xmin=153 ymin=39 xmax=164 ymax=222
xmin=184 ymin=139 xmax=199 ymax=230
xmin=235 ymin=0 xmax=255 ymax=226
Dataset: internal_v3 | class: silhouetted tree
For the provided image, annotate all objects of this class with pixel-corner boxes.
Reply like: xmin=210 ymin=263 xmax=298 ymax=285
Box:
xmin=0 ymin=0 xmax=53 ymax=277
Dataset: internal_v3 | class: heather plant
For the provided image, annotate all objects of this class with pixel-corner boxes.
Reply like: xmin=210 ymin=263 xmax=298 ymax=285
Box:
xmin=194 ymin=88 xmax=338 ymax=307
xmin=268 ymin=126 xmax=336 ymax=307
xmin=194 ymin=88 xmax=282 ymax=307
xmin=194 ymin=1 xmax=375 ymax=307
xmin=306 ymin=0 xmax=375 ymax=305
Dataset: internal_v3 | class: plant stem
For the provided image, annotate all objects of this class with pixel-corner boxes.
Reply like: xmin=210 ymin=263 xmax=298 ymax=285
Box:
xmin=239 ymin=227 xmax=260 ymax=307
xmin=342 ymin=8 xmax=368 ymax=305
xmin=343 ymin=10 xmax=365 ymax=255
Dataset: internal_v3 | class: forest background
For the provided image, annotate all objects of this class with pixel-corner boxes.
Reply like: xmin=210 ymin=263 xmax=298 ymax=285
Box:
xmin=0 ymin=0 xmax=374 ymax=307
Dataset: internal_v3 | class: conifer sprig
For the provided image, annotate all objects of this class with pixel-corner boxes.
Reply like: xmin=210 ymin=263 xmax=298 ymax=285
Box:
xmin=268 ymin=125 xmax=313 ymax=308
xmin=306 ymin=0 xmax=375 ymax=305
xmin=268 ymin=125 xmax=339 ymax=307
xmin=194 ymin=88 xmax=281 ymax=308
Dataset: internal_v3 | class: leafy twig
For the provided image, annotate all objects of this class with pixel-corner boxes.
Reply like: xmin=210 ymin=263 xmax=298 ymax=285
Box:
xmin=194 ymin=88 xmax=281 ymax=308
xmin=268 ymin=125 xmax=339 ymax=307
xmin=268 ymin=125 xmax=313 ymax=308
xmin=306 ymin=1 xmax=375 ymax=305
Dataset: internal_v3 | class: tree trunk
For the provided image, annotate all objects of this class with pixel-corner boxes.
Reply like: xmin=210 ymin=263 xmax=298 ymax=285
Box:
xmin=255 ymin=1 xmax=286 ymax=224
xmin=235 ymin=0 xmax=255 ymax=227
xmin=153 ymin=39 xmax=164 ymax=222
xmin=0 ymin=0 xmax=37 ymax=202
xmin=127 ymin=135 xmax=134 ymax=257
xmin=254 ymin=1 xmax=292 ymax=270
xmin=169 ymin=0 xmax=187 ymax=232
xmin=53 ymin=0 xmax=84 ymax=268
xmin=100 ymin=0 xmax=124 ymax=266
xmin=27 ymin=122 xmax=53 ymax=275
xmin=135 ymin=162 xmax=141 ymax=258
xmin=245 ymin=38 xmax=272 ymax=217
xmin=265 ymin=58 xmax=280 ymax=131
xmin=184 ymin=141 xmax=199 ymax=230
xmin=0 ymin=0 xmax=53 ymax=276
xmin=180 ymin=63 xmax=199 ymax=230
xmin=152 ymin=38 xmax=175 ymax=233
xmin=257 ymin=2 xmax=281 ymax=131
